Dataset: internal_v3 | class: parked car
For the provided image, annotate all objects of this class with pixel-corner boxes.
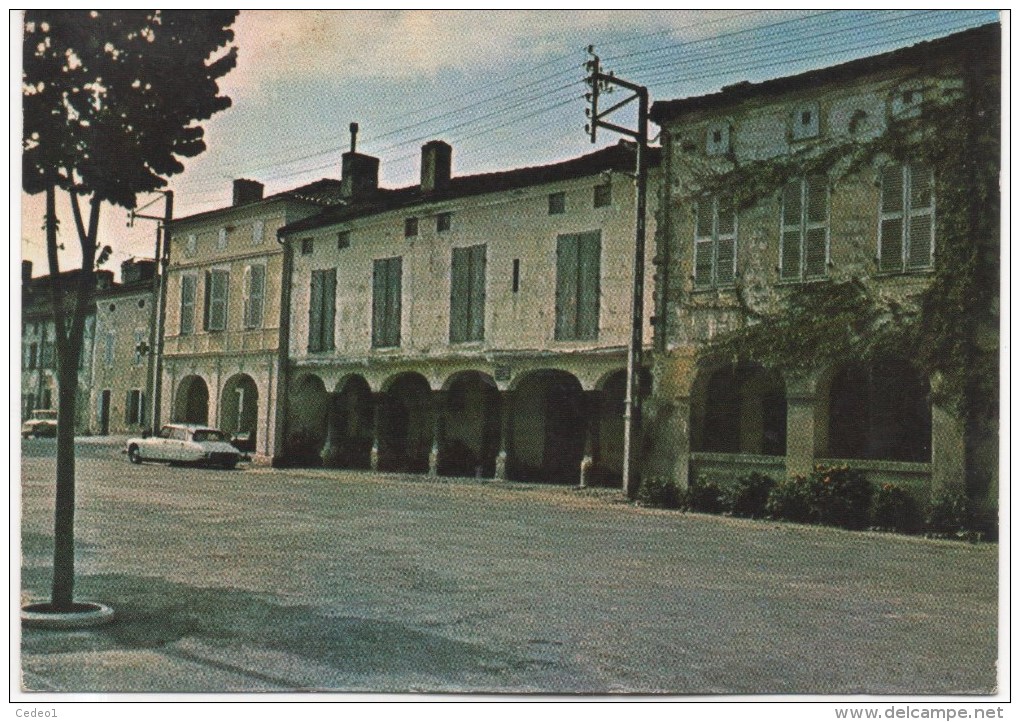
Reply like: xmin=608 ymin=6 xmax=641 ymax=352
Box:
xmin=126 ymin=423 xmax=243 ymax=469
xmin=22 ymin=409 xmax=58 ymax=438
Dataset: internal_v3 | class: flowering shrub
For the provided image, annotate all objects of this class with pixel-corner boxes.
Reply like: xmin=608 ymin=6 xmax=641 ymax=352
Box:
xmin=765 ymin=474 xmax=816 ymax=523
xmin=684 ymin=473 xmax=726 ymax=514
xmin=723 ymin=472 xmax=777 ymax=518
xmin=870 ymin=483 xmax=923 ymax=534
xmin=813 ymin=465 xmax=873 ymax=530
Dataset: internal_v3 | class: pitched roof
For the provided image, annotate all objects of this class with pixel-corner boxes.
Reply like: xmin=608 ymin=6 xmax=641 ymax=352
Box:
xmin=173 ymin=178 xmax=345 ymax=226
xmin=280 ymin=141 xmax=660 ymax=236
xmin=650 ymin=23 xmax=999 ymax=124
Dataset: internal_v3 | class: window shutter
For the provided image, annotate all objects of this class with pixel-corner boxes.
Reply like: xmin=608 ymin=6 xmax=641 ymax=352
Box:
xmin=249 ymin=265 xmax=265 ymax=328
xmin=780 ymin=181 xmax=802 ymax=280
xmin=469 ymin=244 xmax=486 ymax=342
xmin=322 ymin=268 xmax=336 ymax=351
xmin=694 ymin=240 xmax=714 ymax=287
xmin=208 ymin=270 xmax=228 ymax=331
xmin=879 ymin=218 xmax=904 ymax=272
xmin=881 ymin=165 xmax=904 ymax=214
xmin=804 ymin=228 xmax=828 ymax=278
xmin=242 ymin=266 xmax=252 ymax=328
xmin=556 ymin=234 xmax=579 ymax=340
xmin=806 ymin=176 xmax=827 ymax=224
xmin=203 ymin=271 xmax=212 ymax=330
xmin=180 ymin=275 xmax=196 ymax=335
xmin=450 ymin=246 xmax=470 ymax=343
xmin=308 ymin=270 xmax=323 ymax=352
xmin=907 ymin=164 xmax=933 ymax=269
xmin=696 ymin=198 xmax=714 ymax=238
xmin=577 ymin=232 xmax=601 ymax=340
xmin=125 ymin=391 xmax=132 ymax=425
xmin=387 ymin=257 xmax=402 ymax=347
xmin=716 ymin=197 xmax=736 ymax=284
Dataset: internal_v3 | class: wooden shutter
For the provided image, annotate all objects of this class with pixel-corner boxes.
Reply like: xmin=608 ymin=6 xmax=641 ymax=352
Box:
xmin=242 ymin=266 xmax=252 ymax=328
xmin=207 ymin=270 xmax=228 ymax=331
xmin=879 ymin=165 xmax=905 ymax=272
xmin=694 ymin=199 xmax=714 ymax=287
xmin=321 ymin=268 xmax=336 ymax=351
xmin=716 ymin=197 xmax=736 ymax=284
xmin=180 ymin=275 xmax=196 ymax=335
xmin=469 ymin=244 xmax=486 ymax=341
xmin=308 ymin=269 xmax=323 ymax=351
xmin=804 ymin=176 xmax=828 ymax=278
xmin=386 ymin=257 xmax=402 ymax=347
xmin=780 ymin=181 xmax=802 ymax=280
xmin=577 ymin=232 xmax=601 ymax=340
xmin=906 ymin=164 xmax=933 ymax=269
xmin=125 ymin=390 xmax=132 ymax=425
xmin=203 ymin=271 xmax=212 ymax=330
xmin=450 ymin=246 xmax=470 ymax=343
xmin=555 ymin=234 xmax=579 ymax=340
xmin=249 ymin=265 xmax=265 ymax=328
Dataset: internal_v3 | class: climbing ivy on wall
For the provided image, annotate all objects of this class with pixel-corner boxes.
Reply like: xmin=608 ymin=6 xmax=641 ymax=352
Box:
xmin=700 ymin=46 xmax=999 ymax=424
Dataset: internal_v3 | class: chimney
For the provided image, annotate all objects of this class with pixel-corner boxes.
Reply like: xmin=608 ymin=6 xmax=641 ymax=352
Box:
xmin=121 ymin=258 xmax=156 ymax=284
xmin=233 ymin=179 xmax=264 ymax=206
xmin=340 ymin=122 xmax=379 ymax=201
xmin=420 ymin=140 xmax=452 ymax=193
xmin=22 ymin=260 xmax=32 ymax=282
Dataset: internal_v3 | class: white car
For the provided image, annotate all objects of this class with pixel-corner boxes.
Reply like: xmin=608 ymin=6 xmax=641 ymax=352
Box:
xmin=22 ymin=409 xmax=58 ymax=438
xmin=127 ymin=423 xmax=243 ymax=469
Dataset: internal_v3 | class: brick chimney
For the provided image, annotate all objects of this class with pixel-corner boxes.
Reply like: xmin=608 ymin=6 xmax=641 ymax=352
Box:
xmin=233 ymin=179 xmax=264 ymax=206
xmin=420 ymin=140 xmax=452 ymax=193
xmin=340 ymin=123 xmax=379 ymax=201
xmin=121 ymin=258 xmax=156 ymax=284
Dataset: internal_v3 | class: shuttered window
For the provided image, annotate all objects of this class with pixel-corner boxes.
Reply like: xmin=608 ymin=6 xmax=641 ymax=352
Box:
xmin=780 ymin=175 xmax=829 ymax=281
xmin=555 ymin=231 xmax=601 ymax=341
xmin=243 ymin=264 xmax=266 ymax=329
xmin=307 ymin=268 xmax=336 ymax=352
xmin=879 ymin=163 xmax=934 ymax=273
xmin=450 ymin=244 xmax=486 ymax=343
xmin=125 ymin=389 xmax=145 ymax=425
xmin=372 ymin=257 xmax=402 ymax=348
xmin=693 ymin=196 xmax=737 ymax=288
xmin=203 ymin=269 xmax=229 ymax=331
xmin=180 ymin=275 xmax=197 ymax=335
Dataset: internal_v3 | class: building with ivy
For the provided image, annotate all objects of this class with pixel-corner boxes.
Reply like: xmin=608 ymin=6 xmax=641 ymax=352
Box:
xmin=644 ymin=24 xmax=1000 ymax=514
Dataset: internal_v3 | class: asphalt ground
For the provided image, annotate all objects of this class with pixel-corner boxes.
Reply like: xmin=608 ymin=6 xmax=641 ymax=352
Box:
xmin=18 ymin=438 xmax=999 ymax=695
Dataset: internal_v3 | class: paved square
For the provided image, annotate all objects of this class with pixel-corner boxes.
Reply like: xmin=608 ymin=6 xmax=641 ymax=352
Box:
xmin=19 ymin=440 xmax=998 ymax=694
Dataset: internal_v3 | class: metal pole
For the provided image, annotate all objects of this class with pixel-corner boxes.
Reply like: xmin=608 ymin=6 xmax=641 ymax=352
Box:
xmin=150 ymin=191 xmax=173 ymax=433
xmin=622 ymin=89 xmax=649 ymax=498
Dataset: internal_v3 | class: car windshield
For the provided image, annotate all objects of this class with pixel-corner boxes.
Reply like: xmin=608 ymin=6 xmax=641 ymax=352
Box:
xmin=33 ymin=410 xmax=58 ymax=420
xmin=192 ymin=429 xmax=228 ymax=443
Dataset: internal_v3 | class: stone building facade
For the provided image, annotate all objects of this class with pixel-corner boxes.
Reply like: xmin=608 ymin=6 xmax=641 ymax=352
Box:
xmin=278 ymin=140 xmax=659 ymax=484
xmin=645 ymin=25 xmax=999 ymax=507
xmin=160 ymin=178 xmax=343 ymax=459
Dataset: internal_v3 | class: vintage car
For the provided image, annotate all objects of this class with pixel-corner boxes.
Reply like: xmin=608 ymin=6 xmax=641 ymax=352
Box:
xmin=126 ymin=423 xmax=243 ymax=469
xmin=22 ymin=409 xmax=58 ymax=438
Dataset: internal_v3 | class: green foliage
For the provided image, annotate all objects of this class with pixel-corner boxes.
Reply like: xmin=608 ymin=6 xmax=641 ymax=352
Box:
xmin=684 ymin=473 xmax=725 ymax=514
xmin=765 ymin=474 xmax=816 ymax=524
xmin=870 ymin=483 xmax=923 ymax=534
xmin=813 ymin=465 xmax=873 ymax=530
xmin=722 ymin=472 xmax=776 ymax=518
xmin=636 ymin=475 xmax=681 ymax=509
xmin=924 ymin=489 xmax=973 ymax=538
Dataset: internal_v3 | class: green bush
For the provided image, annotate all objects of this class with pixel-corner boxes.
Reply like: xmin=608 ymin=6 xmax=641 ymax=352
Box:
xmin=636 ymin=475 xmax=681 ymax=509
xmin=814 ymin=465 xmax=873 ymax=530
xmin=685 ymin=473 xmax=725 ymax=514
xmin=925 ymin=489 xmax=973 ymax=538
xmin=723 ymin=472 xmax=776 ymax=518
xmin=766 ymin=474 xmax=816 ymax=523
xmin=871 ymin=483 xmax=923 ymax=534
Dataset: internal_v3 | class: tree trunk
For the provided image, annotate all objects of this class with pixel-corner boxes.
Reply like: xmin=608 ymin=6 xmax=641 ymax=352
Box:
xmin=51 ymin=362 xmax=78 ymax=610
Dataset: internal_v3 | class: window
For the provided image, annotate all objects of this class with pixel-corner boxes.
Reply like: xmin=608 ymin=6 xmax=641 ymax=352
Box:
xmin=548 ymin=192 xmax=566 ymax=215
xmin=104 ymin=331 xmax=115 ymax=367
xmin=243 ymin=264 xmax=266 ymax=329
xmin=693 ymin=196 xmax=737 ymax=288
xmin=307 ymin=268 xmax=336 ymax=352
xmin=512 ymin=259 xmax=521 ymax=293
xmin=337 ymin=230 xmax=351 ymax=250
xmin=301 ymin=238 xmax=314 ymax=255
xmin=780 ymin=176 xmax=829 ymax=281
xmin=593 ymin=183 xmax=612 ymax=208
xmin=217 ymin=228 xmax=228 ymax=250
xmin=555 ymin=231 xmax=601 ymax=341
xmin=180 ymin=274 xmax=197 ymax=335
xmin=134 ymin=330 xmax=145 ymax=365
xmin=436 ymin=212 xmax=452 ymax=233
xmin=137 ymin=298 xmax=145 ymax=309
xmin=253 ymin=220 xmax=265 ymax=245
xmin=372 ymin=257 xmax=402 ymax=348
xmin=203 ymin=269 xmax=229 ymax=331
xmin=450 ymin=244 xmax=486 ymax=343
xmin=706 ymin=122 xmax=730 ymax=155
xmin=186 ymin=234 xmax=197 ymax=257
xmin=879 ymin=163 xmax=934 ymax=272
xmin=404 ymin=217 xmax=418 ymax=238
xmin=791 ymin=102 xmax=820 ymax=140
xmin=125 ymin=389 xmax=145 ymax=426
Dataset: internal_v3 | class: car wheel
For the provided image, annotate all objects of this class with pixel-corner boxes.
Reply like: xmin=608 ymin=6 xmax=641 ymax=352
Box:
xmin=128 ymin=445 xmax=142 ymax=464
xmin=221 ymin=460 xmax=237 ymax=470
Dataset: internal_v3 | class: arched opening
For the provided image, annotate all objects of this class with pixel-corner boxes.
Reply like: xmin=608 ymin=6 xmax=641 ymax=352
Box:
xmin=173 ymin=375 xmax=209 ymax=425
xmin=439 ymin=371 xmax=502 ymax=478
xmin=508 ymin=369 xmax=584 ymax=484
xmin=592 ymin=368 xmax=653 ymax=485
xmin=287 ymin=374 xmax=329 ymax=464
xmin=694 ymin=363 xmax=786 ymax=455
xmin=378 ymin=372 xmax=433 ymax=473
xmin=324 ymin=375 xmax=374 ymax=469
xmin=827 ymin=358 xmax=931 ymax=462
xmin=219 ymin=374 xmax=259 ymax=452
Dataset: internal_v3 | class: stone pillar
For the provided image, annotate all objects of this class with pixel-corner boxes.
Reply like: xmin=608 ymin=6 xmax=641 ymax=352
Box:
xmin=429 ymin=390 xmax=445 ymax=477
xmin=320 ymin=393 xmax=342 ymax=467
xmin=370 ymin=393 xmax=383 ymax=472
xmin=784 ymin=370 xmax=823 ymax=478
xmin=494 ymin=390 xmax=512 ymax=480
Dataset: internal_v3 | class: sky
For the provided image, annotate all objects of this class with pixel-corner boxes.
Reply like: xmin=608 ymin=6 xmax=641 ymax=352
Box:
xmin=16 ymin=9 xmax=1002 ymax=280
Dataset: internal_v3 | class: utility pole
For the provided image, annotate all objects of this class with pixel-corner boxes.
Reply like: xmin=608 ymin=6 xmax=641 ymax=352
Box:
xmin=584 ymin=46 xmax=649 ymax=498
xmin=130 ymin=190 xmax=173 ymax=434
